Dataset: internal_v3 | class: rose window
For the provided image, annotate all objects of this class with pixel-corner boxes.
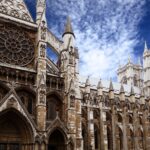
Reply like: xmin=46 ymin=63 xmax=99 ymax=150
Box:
xmin=0 ymin=23 xmax=34 ymax=66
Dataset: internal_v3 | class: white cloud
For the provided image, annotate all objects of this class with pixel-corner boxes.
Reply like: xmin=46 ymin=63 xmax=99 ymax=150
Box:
xmin=46 ymin=0 xmax=146 ymax=80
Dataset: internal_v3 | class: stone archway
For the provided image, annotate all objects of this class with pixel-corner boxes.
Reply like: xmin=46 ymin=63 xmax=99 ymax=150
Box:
xmin=0 ymin=109 xmax=34 ymax=150
xmin=48 ymin=129 xmax=66 ymax=150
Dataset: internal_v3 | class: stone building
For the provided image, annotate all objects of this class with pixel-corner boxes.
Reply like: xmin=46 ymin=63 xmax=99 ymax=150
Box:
xmin=0 ymin=0 xmax=150 ymax=150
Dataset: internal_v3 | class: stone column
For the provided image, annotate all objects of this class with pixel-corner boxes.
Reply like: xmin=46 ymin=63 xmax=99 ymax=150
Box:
xmin=88 ymin=107 xmax=95 ymax=150
xmin=143 ymin=110 xmax=149 ymax=149
xmin=122 ymin=107 xmax=128 ymax=150
xmin=76 ymin=98 xmax=83 ymax=150
xmin=40 ymin=143 xmax=45 ymax=150
xmin=111 ymin=105 xmax=116 ymax=150
xmin=67 ymin=104 xmax=76 ymax=148
xmin=99 ymin=102 xmax=106 ymax=150
xmin=133 ymin=108 xmax=138 ymax=150
xmin=36 ymin=33 xmax=47 ymax=131
xmin=34 ymin=143 xmax=39 ymax=150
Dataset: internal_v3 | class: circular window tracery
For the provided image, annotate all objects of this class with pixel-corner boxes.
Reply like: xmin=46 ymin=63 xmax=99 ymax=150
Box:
xmin=0 ymin=23 xmax=34 ymax=66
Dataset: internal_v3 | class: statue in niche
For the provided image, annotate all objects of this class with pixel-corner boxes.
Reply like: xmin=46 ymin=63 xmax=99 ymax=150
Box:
xmin=69 ymin=46 xmax=74 ymax=64
xmin=70 ymin=95 xmax=75 ymax=107
xmin=39 ymin=89 xmax=46 ymax=104
xmin=40 ymin=44 xmax=46 ymax=58
xmin=41 ymin=20 xmax=46 ymax=40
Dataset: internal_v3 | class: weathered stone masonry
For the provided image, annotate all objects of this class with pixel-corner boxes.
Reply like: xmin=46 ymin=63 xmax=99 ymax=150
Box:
xmin=0 ymin=0 xmax=150 ymax=150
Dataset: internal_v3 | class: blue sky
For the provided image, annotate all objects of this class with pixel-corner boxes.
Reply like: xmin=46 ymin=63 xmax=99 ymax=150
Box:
xmin=25 ymin=0 xmax=150 ymax=80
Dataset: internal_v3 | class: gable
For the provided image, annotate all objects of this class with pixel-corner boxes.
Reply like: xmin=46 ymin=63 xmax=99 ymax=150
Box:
xmin=0 ymin=0 xmax=34 ymax=23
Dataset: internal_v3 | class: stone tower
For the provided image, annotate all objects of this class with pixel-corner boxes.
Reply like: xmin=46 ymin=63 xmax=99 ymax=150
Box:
xmin=117 ymin=57 xmax=143 ymax=87
xmin=0 ymin=0 xmax=150 ymax=150
xmin=61 ymin=17 xmax=82 ymax=149
xmin=143 ymin=41 xmax=150 ymax=96
xmin=36 ymin=0 xmax=47 ymax=132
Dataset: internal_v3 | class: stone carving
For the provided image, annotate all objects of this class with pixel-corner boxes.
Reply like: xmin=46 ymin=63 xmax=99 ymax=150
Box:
xmin=7 ymin=97 xmax=17 ymax=108
xmin=70 ymin=95 xmax=75 ymax=107
xmin=40 ymin=44 xmax=46 ymax=58
xmin=39 ymin=89 xmax=46 ymax=104
xmin=69 ymin=46 xmax=74 ymax=64
xmin=0 ymin=23 xmax=34 ymax=66
xmin=0 ymin=5 xmax=7 ymax=13
xmin=41 ymin=21 xmax=47 ymax=40
xmin=35 ymin=134 xmax=46 ymax=144
xmin=0 ymin=0 xmax=33 ymax=22
xmin=76 ymin=139 xmax=81 ymax=148
xmin=82 ymin=93 xmax=90 ymax=104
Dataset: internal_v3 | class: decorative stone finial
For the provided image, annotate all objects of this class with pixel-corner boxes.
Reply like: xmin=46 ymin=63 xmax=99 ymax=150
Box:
xmin=120 ymin=83 xmax=124 ymax=93
xmin=130 ymin=84 xmax=134 ymax=95
xmin=128 ymin=55 xmax=131 ymax=64
xmin=85 ymin=76 xmax=90 ymax=86
xmin=138 ymin=57 xmax=141 ymax=66
xmin=97 ymin=78 xmax=102 ymax=89
xmin=144 ymin=41 xmax=148 ymax=52
xmin=109 ymin=78 xmax=114 ymax=91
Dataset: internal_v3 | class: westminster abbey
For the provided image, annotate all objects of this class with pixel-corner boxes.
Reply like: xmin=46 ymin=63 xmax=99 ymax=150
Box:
xmin=0 ymin=0 xmax=150 ymax=150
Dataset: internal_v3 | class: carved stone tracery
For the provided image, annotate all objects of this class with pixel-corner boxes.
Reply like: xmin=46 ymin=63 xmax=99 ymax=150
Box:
xmin=0 ymin=0 xmax=33 ymax=22
xmin=0 ymin=23 xmax=34 ymax=66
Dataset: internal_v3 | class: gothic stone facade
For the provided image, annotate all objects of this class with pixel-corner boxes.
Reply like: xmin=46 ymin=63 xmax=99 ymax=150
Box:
xmin=0 ymin=0 xmax=150 ymax=150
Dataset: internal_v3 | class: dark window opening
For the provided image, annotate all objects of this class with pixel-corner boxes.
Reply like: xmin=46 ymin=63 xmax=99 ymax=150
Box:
xmin=47 ymin=95 xmax=62 ymax=121
xmin=94 ymin=125 xmax=99 ymax=149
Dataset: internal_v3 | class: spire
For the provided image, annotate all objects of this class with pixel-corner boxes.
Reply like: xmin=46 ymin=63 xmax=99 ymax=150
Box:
xmin=128 ymin=55 xmax=131 ymax=64
xmin=97 ymin=78 xmax=103 ymax=96
xmin=85 ymin=76 xmax=90 ymax=86
xmin=138 ymin=57 xmax=141 ymax=66
xmin=85 ymin=76 xmax=90 ymax=94
xmin=144 ymin=41 xmax=148 ymax=52
xmin=130 ymin=84 xmax=134 ymax=95
xmin=97 ymin=78 xmax=102 ymax=89
xmin=36 ymin=0 xmax=46 ymax=24
xmin=63 ymin=16 xmax=75 ymax=37
xmin=109 ymin=78 xmax=114 ymax=91
xmin=120 ymin=83 xmax=124 ymax=93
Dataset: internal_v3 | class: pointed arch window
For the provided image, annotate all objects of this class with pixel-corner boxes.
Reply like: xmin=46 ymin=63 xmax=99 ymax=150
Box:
xmin=107 ymin=126 xmax=112 ymax=150
xmin=105 ymin=95 xmax=110 ymax=107
xmin=122 ymin=76 xmax=127 ymax=84
xmin=82 ymin=124 xmax=88 ymax=150
xmin=134 ymin=75 xmax=138 ymax=87
xmin=17 ymin=89 xmax=35 ymax=115
xmin=127 ymin=128 xmax=134 ymax=149
xmin=94 ymin=124 xmax=100 ymax=150
xmin=28 ymin=98 xmax=33 ymax=114
xmin=137 ymin=129 xmax=144 ymax=149
xmin=0 ymin=84 xmax=8 ymax=101
xmin=116 ymin=126 xmax=123 ymax=150
xmin=128 ymin=115 xmax=133 ymax=124
xmin=117 ymin=114 xmax=123 ymax=123
xmin=46 ymin=94 xmax=62 ymax=121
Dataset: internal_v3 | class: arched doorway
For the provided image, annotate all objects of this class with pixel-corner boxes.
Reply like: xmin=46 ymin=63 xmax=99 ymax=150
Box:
xmin=48 ymin=129 xmax=66 ymax=150
xmin=0 ymin=109 xmax=33 ymax=150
